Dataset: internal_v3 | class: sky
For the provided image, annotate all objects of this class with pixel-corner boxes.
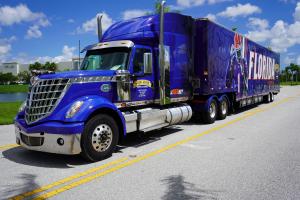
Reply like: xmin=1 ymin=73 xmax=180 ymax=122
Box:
xmin=0 ymin=0 xmax=300 ymax=69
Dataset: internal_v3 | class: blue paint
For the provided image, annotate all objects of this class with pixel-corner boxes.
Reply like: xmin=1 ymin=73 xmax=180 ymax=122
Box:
xmin=15 ymin=13 xmax=280 ymax=138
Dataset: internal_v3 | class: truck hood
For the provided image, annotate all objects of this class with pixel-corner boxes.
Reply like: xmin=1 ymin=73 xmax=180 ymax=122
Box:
xmin=39 ymin=70 xmax=115 ymax=79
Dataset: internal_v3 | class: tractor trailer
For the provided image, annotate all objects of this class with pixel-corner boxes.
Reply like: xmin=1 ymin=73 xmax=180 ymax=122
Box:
xmin=15 ymin=2 xmax=280 ymax=161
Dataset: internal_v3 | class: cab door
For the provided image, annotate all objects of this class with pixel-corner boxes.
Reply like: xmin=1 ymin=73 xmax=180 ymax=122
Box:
xmin=130 ymin=46 xmax=155 ymax=103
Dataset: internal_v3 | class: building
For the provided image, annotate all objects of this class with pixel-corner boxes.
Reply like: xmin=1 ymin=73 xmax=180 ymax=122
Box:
xmin=0 ymin=62 xmax=20 ymax=75
xmin=0 ymin=57 xmax=82 ymax=74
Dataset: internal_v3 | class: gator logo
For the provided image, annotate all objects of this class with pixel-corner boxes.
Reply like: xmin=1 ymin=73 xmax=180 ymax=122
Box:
xmin=133 ymin=80 xmax=152 ymax=88
xmin=100 ymin=84 xmax=111 ymax=92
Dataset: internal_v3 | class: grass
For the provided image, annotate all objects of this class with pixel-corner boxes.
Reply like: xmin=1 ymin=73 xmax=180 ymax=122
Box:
xmin=0 ymin=102 xmax=22 ymax=125
xmin=0 ymin=85 xmax=29 ymax=93
xmin=280 ymin=81 xmax=300 ymax=86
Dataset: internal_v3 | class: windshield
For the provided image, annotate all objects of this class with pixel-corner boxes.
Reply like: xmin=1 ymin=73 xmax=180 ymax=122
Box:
xmin=81 ymin=48 xmax=130 ymax=70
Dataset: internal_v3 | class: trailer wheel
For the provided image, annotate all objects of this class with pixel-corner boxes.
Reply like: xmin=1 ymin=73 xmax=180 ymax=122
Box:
xmin=81 ymin=114 xmax=119 ymax=162
xmin=264 ymin=93 xmax=273 ymax=103
xmin=218 ymin=97 xmax=229 ymax=120
xmin=203 ymin=99 xmax=217 ymax=124
xmin=270 ymin=93 xmax=274 ymax=102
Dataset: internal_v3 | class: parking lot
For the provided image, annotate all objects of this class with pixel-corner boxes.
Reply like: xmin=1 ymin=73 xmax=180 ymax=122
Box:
xmin=0 ymin=86 xmax=300 ymax=200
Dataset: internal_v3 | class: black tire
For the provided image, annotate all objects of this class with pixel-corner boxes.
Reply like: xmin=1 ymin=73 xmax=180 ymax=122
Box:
xmin=217 ymin=97 xmax=229 ymax=120
xmin=270 ymin=93 xmax=274 ymax=102
xmin=81 ymin=114 xmax=119 ymax=162
xmin=264 ymin=93 xmax=272 ymax=103
xmin=202 ymin=99 xmax=217 ymax=124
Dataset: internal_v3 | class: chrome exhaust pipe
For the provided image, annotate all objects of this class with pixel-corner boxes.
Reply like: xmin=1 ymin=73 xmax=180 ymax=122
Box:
xmin=159 ymin=1 xmax=166 ymax=105
xmin=97 ymin=15 xmax=103 ymax=42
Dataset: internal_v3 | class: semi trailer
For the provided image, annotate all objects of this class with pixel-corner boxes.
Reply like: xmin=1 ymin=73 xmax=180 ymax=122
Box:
xmin=15 ymin=2 xmax=280 ymax=161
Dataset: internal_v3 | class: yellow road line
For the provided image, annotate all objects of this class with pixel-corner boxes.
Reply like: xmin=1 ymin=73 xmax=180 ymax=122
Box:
xmin=29 ymin=96 xmax=295 ymax=200
xmin=0 ymin=144 xmax=19 ymax=150
xmin=10 ymin=157 xmax=128 ymax=200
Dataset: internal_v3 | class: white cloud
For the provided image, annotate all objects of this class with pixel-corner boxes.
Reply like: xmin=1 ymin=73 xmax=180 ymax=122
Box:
xmin=67 ymin=19 xmax=75 ymax=23
xmin=218 ymin=3 xmax=261 ymax=18
xmin=297 ymin=55 xmax=300 ymax=65
xmin=0 ymin=4 xmax=49 ymax=26
xmin=177 ymin=0 xmax=205 ymax=8
xmin=76 ymin=12 xmax=113 ymax=34
xmin=207 ymin=0 xmax=231 ymax=4
xmin=294 ymin=2 xmax=300 ymax=21
xmin=0 ymin=36 xmax=16 ymax=61
xmin=248 ymin=17 xmax=269 ymax=30
xmin=32 ymin=45 xmax=76 ymax=64
xmin=205 ymin=13 xmax=217 ymax=21
xmin=25 ymin=25 xmax=42 ymax=39
xmin=176 ymin=0 xmax=230 ymax=8
xmin=122 ymin=9 xmax=149 ymax=20
xmin=246 ymin=3 xmax=300 ymax=53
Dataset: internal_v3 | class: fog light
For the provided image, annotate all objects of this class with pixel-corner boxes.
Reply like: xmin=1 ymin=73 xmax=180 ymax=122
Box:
xmin=57 ymin=138 xmax=64 ymax=146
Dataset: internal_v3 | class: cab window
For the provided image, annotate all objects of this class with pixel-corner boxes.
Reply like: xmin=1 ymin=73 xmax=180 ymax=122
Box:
xmin=133 ymin=48 xmax=151 ymax=73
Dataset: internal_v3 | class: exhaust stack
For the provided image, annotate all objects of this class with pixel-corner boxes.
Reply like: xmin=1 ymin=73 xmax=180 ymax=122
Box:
xmin=97 ymin=15 xmax=103 ymax=43
xmin=159 ymin=1 xmax=169 ymax=105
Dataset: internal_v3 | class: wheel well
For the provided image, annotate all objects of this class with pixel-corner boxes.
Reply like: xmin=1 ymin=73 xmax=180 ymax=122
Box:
xmin=86 ymin=108 xmax=124 ymax=140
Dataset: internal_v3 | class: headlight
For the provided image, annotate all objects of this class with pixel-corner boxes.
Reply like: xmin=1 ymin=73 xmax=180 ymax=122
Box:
xmin=66 ymin=101 xmax=84 ymax=118
xmin=19 ymin=101 xmax=27 ymax=112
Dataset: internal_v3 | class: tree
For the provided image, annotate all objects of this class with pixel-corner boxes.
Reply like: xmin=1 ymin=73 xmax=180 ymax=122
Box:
xmin=44 ymin=62 xmax=57 ymax=71
xmin=29 ymin=62 xmax=43 ymax=71
xmin=154 ymin=0 xmax=171 ymax=14
xmin=18 ymin=71 xmax=31 ymax=83
xmin=29 ymin=61 xmax=58 ymax=72
xmin=0 ymin=72 xmax=17 ymax=84
xmin=285 ymin=63 xmax=300 ymax=84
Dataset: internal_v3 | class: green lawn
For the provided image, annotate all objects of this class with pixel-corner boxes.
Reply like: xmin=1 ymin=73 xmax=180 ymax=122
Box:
xmin=280 ymin=82 xmax=300 ymax=86
xmin=0 ymin=102 xmax=22 ymax=125
xmin=0 ymin=85 xmax=29 ymax=93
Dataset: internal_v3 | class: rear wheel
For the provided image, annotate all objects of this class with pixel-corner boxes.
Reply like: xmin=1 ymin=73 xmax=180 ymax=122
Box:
xmin=203 ymin=99 xmax=217 ymax=124
xmin=218 ymin=97 xmax=229 ymax=120
xmin=270 ymin=93 xmax=274 ymax=102
xmin=81 ymin=114 xmax=119 ymax=162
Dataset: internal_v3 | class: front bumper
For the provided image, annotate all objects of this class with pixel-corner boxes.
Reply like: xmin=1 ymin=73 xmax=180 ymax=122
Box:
xmin=15 ymin=120 xmax=83 ymax=155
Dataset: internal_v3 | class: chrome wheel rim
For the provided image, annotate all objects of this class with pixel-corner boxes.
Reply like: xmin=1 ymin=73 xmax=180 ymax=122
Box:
xmin=91 ymin=124 xmax=113 ymax=152
xmin=221 ymin=100 xmax=227 ymax=115
xmin=209 ymin=102 xmax=216 ymax=119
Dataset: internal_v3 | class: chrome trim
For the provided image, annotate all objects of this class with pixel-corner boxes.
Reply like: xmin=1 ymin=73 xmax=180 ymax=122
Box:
xmin=115 ymin=97 xmax=190 ymax=108
xmin=90 ymin=40 xmax=134 ymax=51
xmin=15 ymin=127 xmax=81 ymax=155
xmin=25 ymin=78 xmax=71 ymax=124
xmin=70 ymin=76 xmax=112 ymax=83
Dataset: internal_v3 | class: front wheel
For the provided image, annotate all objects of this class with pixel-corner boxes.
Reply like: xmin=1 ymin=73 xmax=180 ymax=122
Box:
xmin=81 ymin=114 xmax=119 ymax=162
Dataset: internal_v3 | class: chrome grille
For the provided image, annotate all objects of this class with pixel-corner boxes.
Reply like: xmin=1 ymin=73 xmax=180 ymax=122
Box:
xmin=25 ymin=78 xmax=70 ymax=124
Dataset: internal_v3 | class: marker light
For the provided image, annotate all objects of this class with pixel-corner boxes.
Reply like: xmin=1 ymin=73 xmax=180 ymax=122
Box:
xmin=19 ymin=101 xmax=27 ymax=112
xmin=66 ymin=101 xmax=84 ymax=118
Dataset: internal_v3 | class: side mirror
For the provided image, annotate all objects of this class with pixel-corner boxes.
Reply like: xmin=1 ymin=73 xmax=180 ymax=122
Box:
xmin=144 ymin=53 xmax=152 ymax=74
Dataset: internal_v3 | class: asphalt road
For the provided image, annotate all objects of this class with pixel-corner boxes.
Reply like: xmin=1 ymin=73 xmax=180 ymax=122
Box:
xmin=0 ymin=86 xmax=300 ymax=200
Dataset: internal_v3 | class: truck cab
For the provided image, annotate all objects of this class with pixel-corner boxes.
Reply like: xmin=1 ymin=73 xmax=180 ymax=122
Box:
xmin=15 ymin=11 xmax=194 ymax=161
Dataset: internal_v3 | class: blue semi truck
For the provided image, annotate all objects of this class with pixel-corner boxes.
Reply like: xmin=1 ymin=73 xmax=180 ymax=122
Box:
xmin=15 ymin=2 xmax=280 ymax=161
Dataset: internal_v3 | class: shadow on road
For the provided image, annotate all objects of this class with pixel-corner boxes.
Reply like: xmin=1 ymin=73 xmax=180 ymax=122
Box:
xmin=1 ymin=173 xmax=45 ymax=200
xmin=161 ymin=175 xmax=219 ymax=200
xmin=2 ymin=147 xmax=87 ymax=168
xmin=117 ymin=126 xmax=182 ymax=151
xmin=2 ymin=127 xmax=183 ymax=167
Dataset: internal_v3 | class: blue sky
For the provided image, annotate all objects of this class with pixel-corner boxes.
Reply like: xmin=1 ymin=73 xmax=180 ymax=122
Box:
xmin=0 ymin=0 xmax=300 ymax=68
